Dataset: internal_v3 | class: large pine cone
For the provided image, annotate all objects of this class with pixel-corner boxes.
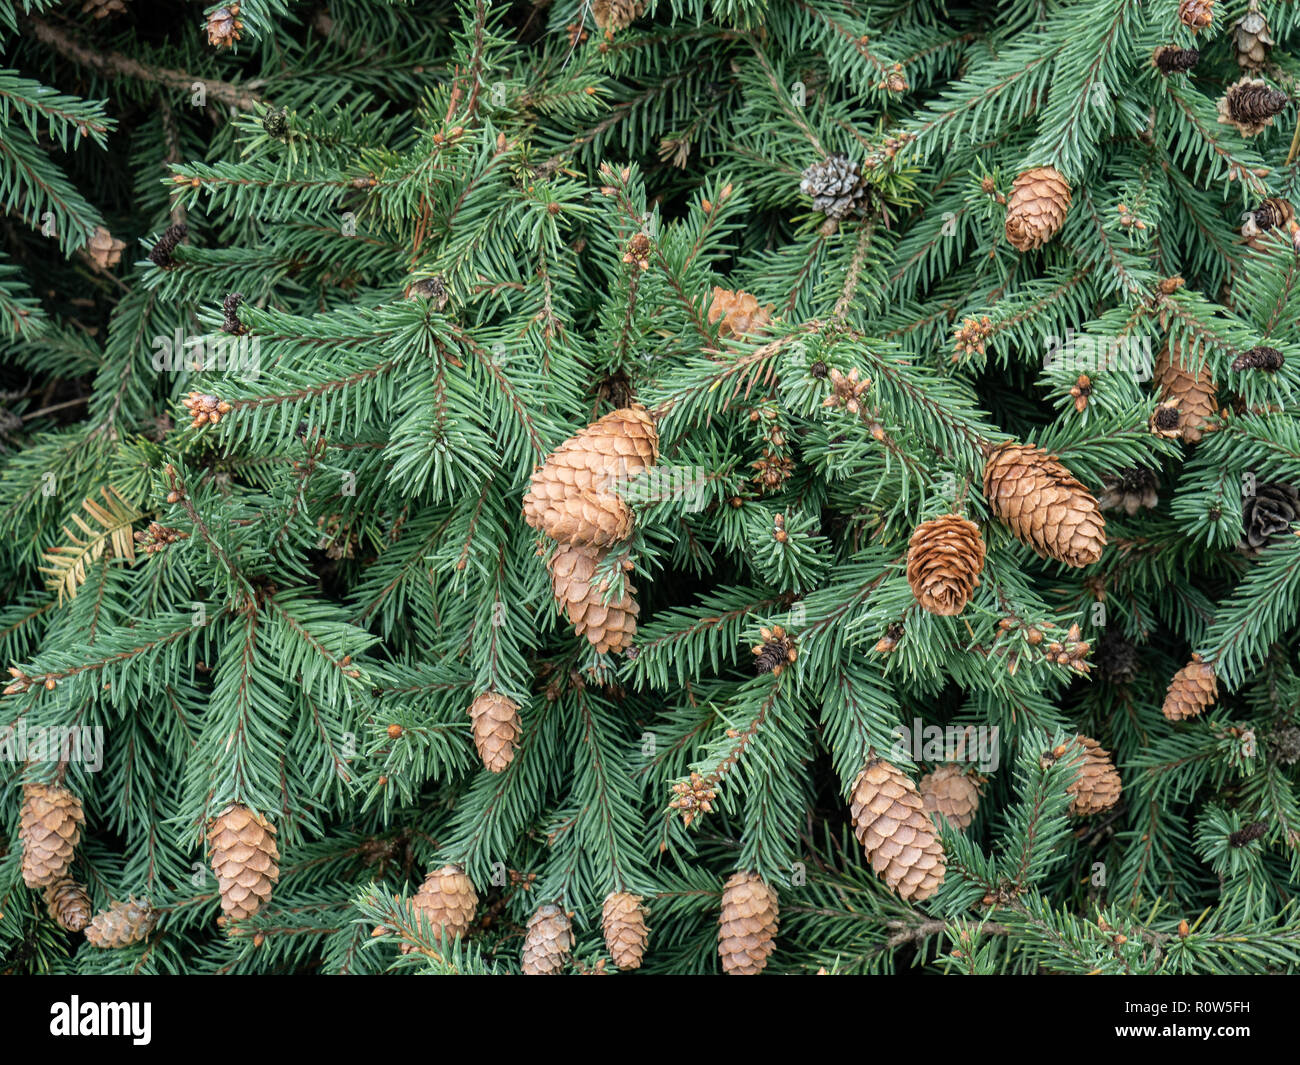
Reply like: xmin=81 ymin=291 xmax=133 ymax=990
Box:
xmin=591 ymin=0 xmax=645 ymax=31
xmin=1240 ymin=482 xmax=1300 ymax=557
xmin=920 ymin=765 xmax=980 ymax=829
xmin=19 ymin=783 xmax=84 ymax=888
xmin=521 ymin=903 xmax=574 ymax=975
xmin=602 ymin=891 xmax=650 ymax=970
xmin=1154 ymin=341 xmax=1217 ymax=443
xmin=1162 ymin=656 xmax=1218 ymax=721
xmin=718 ymin=871 xmax=779 ymax=975
xmin=547 ymin=542 xmax=639 ymax=654
xmin=850 ymin=758 xmax=947 ymax=902
xmin=85 ymin=897 xmax=156 ymax=948
xmin=1218 ymin=77 xmax=1289 ymax=137
xmin=906 ymin=514 xmax=986 ymax=616
xmin=982 ymin=442 xmax=1106 ymax=567
xmin=1004 ymin=166 xmax=1071 ymax=252
xmin=207 ymin=803 xmax=280 ymax=921
xmin=468 ymin=692 xmax=521 ymax=772
xmin=522 ymin=405 xmax=658 ymax=547
xmin=403 ymin=865 xmax=477 ymax=953
xmin=800 ymin=153 xmax=866 ymax=220
xmin=44 ymin=877 xmax=92 ymax=932
xmin=1060 ymin=737 xmax=1122 ymax=816
xmin=1234 ymin=8 xmax=1274 ymax=69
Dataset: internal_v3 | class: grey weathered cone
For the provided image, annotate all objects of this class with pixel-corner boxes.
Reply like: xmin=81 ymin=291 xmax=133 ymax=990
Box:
xmin=800 ymin=153 xmax=867 ymax=220
xmin=1240 ymin=482 xmax=1300 ymax=557
xmin=1097 ymin=467 xmax=1159 ymax=516
xmin=1233 ymin=7 xmax=1274 ymax=70
xmin=1094 ymin=630 xmax=1140 ymax=686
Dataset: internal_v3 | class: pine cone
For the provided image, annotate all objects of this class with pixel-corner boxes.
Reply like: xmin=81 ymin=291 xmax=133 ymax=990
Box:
xmin=1218 ymin=77 xmax=1289 ymax=138
xmin=522 ymin=405 xmax=659 ymax=546
xmin=1153 ymin=46 xmax=1200 ymax=74
xmin=708 ymin=287 xmax=774 ymax=340
xmin=1232 ymin=346 xmax=1285 ymax=372
xmin=906 ymin=514 xmax=986 ymax=616
xmin=1178 ymin=0 xmax=1213 ymax=31
xmin=521 ymin=903 xmax=574 ymax=975
xmin=849 ymin=758 xmax=947 ymax=902
xmin=85 ymin=227 xmax=126 ymax=272
xmin=602 ymin=891 xmax=649 ymax=970
xmin=547 ymin=542 xmax=639 ymax=654
xmin=206 ymin=3 xmax=243 ymax=48
xmin=1060 ymin=737 xmax=1122 ymax=816
xmin=982 ymin=442 xmax=1106 ymax=567
xmin=1162 ymin=655 xmax=1218 ymax=721
xmin=147 ymin=223 xmax=187 ymax=269
xmin=718 ymin=871 xmax=779 ymax=975
xmin=920 ymin=765 xmax=980 ymax=829
xmin=19 ymin=783 xmax=84 ymax=888
xmin=468 ymin=691 xmax=521 ymax=773
xmin=404 ymin=865 xmax=478 ymax=952
xmin=1240 ymin=482 xmax=1300 ymax=556
xmin=85 ymin=897 xmax=156 ymax=948
xmin=751 ymin=625 xmax=798 ymax=676
xmin=1271 ymin=726 xmax=1300 ymax=766
xmin=1004 ymin=166 xmax=1071 ymax=252
xmin=800 ymin=153 xmax=867 ymax=220
xmin=1094 ymin=630 xmax=1140 ymax=685
xmin=207 ymin=803 xmax=280 ymax=921
xmin=591 ymin=0 xmax=646 ymax=32
xmin=1097 ymin=467 xmax=1159 ymax=515
xmin=44 ymin=877 xmax=92 ymax=933
xmin=1233 ymin=7 xmax=1274 ymax=70
xmin=1155 ymin=341 xmax=1217 ymax=443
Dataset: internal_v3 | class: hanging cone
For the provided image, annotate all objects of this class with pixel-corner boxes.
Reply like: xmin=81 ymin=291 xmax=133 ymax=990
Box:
xmin=849 ymin=758 xmax=947 ymax=902
xmin=982 ymin=442 xmax=1106 ymax=567
xmin=1155 ymin=340 xmax=1217 ymax=443
xmin=44 ymin=876 xmax=92 ymax=932
xmin=718 ymin=871 xmax=779 ymax=975
xmin=468 ymin=692 xmax=521 ymax=772
xmin=207 ymin=803 xmax=279 ymax=921
xmin=591 ymin=0 xmax=646 ymax=32
xmin=906 ymin=514 xmax=986 ymax=616
xmin=1060 ymin=737 xmax=1122 ymax=816
xmin=522 ymin=405 xmax=659 ymax=547
xmin=521 ymin=903 xmax=574 ymax=975
xmin=19 ymin=783 xmax=84 ymax=888
xmin=403 ymin=865 xmax=478 ymax=952
xmin=601 ymin=891 xmax=649 ymax=970
xmin=1233 ymin=5 xmax=1274 ymax=70
xmin=1162 ymin=655 xmax=1218 ymax=721
xmin=547 ymin=542 xmax=639 ymax=654
xmin=84 ymin=897 xmax=156 ymax=948
xmin=1004 ymin=167 xmax=1071 ymax=252
xmin=920 ymin=765 xmax=980 ymax=829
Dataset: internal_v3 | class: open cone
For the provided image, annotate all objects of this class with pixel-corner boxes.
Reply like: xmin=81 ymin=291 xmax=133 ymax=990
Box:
xmin=850 ymin=758 xmax=946 ymax=902
xmin=1004 ymin=167 xmax=1071 ymax=252
xmin=468 ymin=692 xmax=521 ymax=772
xmin=548 ymin=542 xmax=639 ymax=654
xmin=906 ymin=514 xmax=986 ymax=616
xmin=602 ymin=891 xmax=649 ymax=970
xmin=403 ymin=864 xmax=478 ymax=952
xmin=208 ymin=803 xmax=279 ymax=921
xmin=983 ymin=442 xmax=1106 ymax=567
xmin=718 ymin=871 xmax=779 ymax=975
xmin=1163 ymin=655 xmax=1218 ymax=721
xmin=521 ymin=903 xmax=574 ymax=975
xmin=19 ymin=783 xmax=84 ymax=888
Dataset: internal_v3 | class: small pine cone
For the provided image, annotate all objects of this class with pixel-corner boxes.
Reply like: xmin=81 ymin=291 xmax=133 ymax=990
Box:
xmin=207 ymin=803 xmax=280 ymax=921
xmin=1004 ymin=166 xmax=1071 ymax=252
xmin=44 ymin=877 xmax=92 ymax=932
xmin=1162 ymin=655 xmax=1218 ymax=721
xmin=522 ymin=405 xmax=659 ymax=546
xmin=221 ymin=292 xmax=246 ymax=335
xmin=1094 ymin=630 xmax=1140 ymax=685
xmin=85 ymin=227 xmax=126 ymax=272
xmin=751 ymin=625 xmax=798 ymax=676
xmin=521 ymin=903 xmax=574 ymax=975
xmin=85 ymin=898 xmax=156 ymax=948
xmin=1271 ymin=726 xmax=1300 ymax=766
xmin=982 ymin=442 xmax=1106 ymax=567
xmin=408 ymin=276 xmax=449 ymax=309
xmin=207 ymin=3 xmax=243 ymax=48
xmin=906 ymin=514 xmax=986 ymax=616
xmin=1153 ymin=46 xmax=1200 ymax=75
xmin=718 ymin=871 xmax=779 ymax=975
xmin=1218 ymin=77 xmax=1289 ymax=138
xmin=19 ymin=783 xmax=84 ymax=888
xmin=182 ymin=390 xmax=233 ymax=428
xmin=1155 ymin=341 xmax=1217 ymax=443
xmin=547 ymin=542 xmax=639 ymax=654
xmin=850 ymin=759 xmax=947 ymax=902
xmin=1061 ymin=737 xmax=1122 ymax=816
xmin=920 ymin=765 xmax=980 ymax=830
xmin=707 ymin=287 xmax=774 ymax=340
xmin=800 ymin=153 xmax=867 ymax=220
xmin=1233 ymin=7 xmax=1274 ymax=70
xmin=263 ymin=107 xmax=289 ymax=139
xmin=468 ymin=692 xmax=521 ymax=772
xmin=1232 ymin=346 xmax=1284 ymax=372
xmin=404 ymin=865 xmax=478 ymax=952
xmin=147 ymin=223 xmax=187 ymax=268
xmin=1097 ymin=467 xmax=1159 ymax=516
xmin=591 ymin=0 xmax=646 ymax=32
xmin=601 ymin=891 xmax=649 ymax=970
xmin=1240 ymin=482 xmax=1300 ymax=556
xmin=1178 ymin=0 xmax=1213 ymax=31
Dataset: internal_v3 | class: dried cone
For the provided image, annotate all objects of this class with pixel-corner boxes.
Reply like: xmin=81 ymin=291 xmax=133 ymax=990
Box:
xmin=207 ymin=803 xmax=280 ymax=921
xmin=19 ymin=783 xmax=84 ymax=888
xmin=920 ymin=765 xmax=980 ymax=830
xmin=1004 ymin=166 xmax=1071 ymax=252
xmin=468 ymin=692 xmax=521 ymax=773
xmin=85 ymin=227 xmax=126 ymax=271
xmin=547 ymin=542 xmax=639 ymax=654
xmin=982 ymin=442 xmax=1106 ymax=567
xmin=1178 ymin=0 xmax=1213 ymax=31
xmin=708 ymin=287 xmax=774 ymax=340
xmin=521 ymin=903 xmax=574 ymax=975
xmin=206 ymin=3 xmax=242 ymax=48
xmin=404 ymin=865 xmax=478 ymax=952
xmin=522 ymin=405 xmax=659 ymax=546
xmin=718 ymin=871 xmax=779 ymax=975
xmin=1062 ymin=737 xmax=1122 ymax=816
xmin=44 ymin=877 xmax=92 ymax=933
xmin=1218 ymin=77 xmax=1289 ymax=138
xmin=850 ymin=759 xmax=947 ymax=902
xmin=1155 ymin=341 xmax=1217 ymax=443
xmin=1163 ymin=656 xmax=1218 ymax=721
xmin=1234 ymin=6 xmax=1274 ymax=70
xmin=591 ymin=0 xmax=646 ymax=32
xmin=84 ymin=898 xmax=156 ymax=948
xmin=906 ymin=515 xmax=986 ymax=616
xmin=602 ymin=891 xmax=649 ymax=970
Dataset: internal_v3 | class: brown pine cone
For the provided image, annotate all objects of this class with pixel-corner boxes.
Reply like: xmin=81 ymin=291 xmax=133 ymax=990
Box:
xmin=1155 ymin=341 xmax=1217 ymax=443
xmin=920 ymin=765 xmax=980 ymax=829
xmin=468 ymin=692 xmax=521 ymax=773
xmin=602 ymin=891 xmax=650 ymax=970
xmin=19 ymin=783 xmax=84 ymax=888
xmin=1060 ymin=737 xmax=1122 ymax=816
xmin=906 ymin=514 xmax=986 ymax=616
xmin=1234 ymin=7 xmax=1274 ymax=70
xmin=1162 ymin=655 xmax=1218 ymax=721
xmin=522 ymin=405 xmax=659 ymax=546
xmin=207 ymin=803 xmax=280 ymax=921
xmin=718 ymin=871 xmax=779 ymax=975
xmin=708 ymin=287 xmax=774 ymax=340
xmin=591 ymin=0 xmax=645 ymax=31
xmin=850 ymin=758 xmax=947 ymax=902
xmin=206 ymin=3 xmax=243 ymax=48
xmin=85 ymin=227 xmax=126 ymax=272
xmin=1218 ymin=77 xmax=1289 ymax=137
xmin=84 ymin=897 xmax=156 ymax=948
xmin=1153 ymin=46 xmax=1200 ymax=75
xmin=147 ymin=222 xmax=188 ymax=269
xmin=1178 ymin=0 xmax=1213 ymax=31
xmin=547 ymin=542 xmax=639 ymax=654
xmin=44 ymin=877 xmax=92 ymax=932
xmin=1097 ymin=468 xmax=1159 ymax=515
xmin=403 ymin=865 xmax=478 ymax=952
xmin=1004 ymin=166 xmax=1071 ymax=252
xmin=982 ymin=442 xmax=1106 ymax=567
xmin=521 ymin=903 xmax=574 ymax=975
xmin=1232 ymin=345 xmax=1284 ymax=372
